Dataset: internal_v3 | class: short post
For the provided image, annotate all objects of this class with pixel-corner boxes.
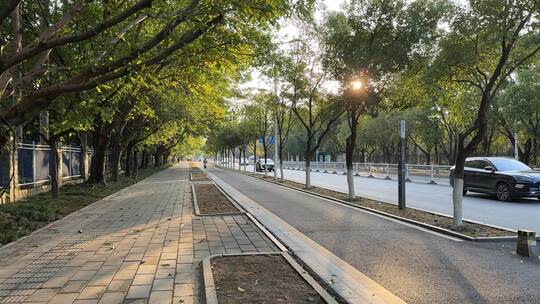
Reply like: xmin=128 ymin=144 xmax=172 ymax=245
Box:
xmin=368 ymin=163 xmax=374 ymax=178
xmin=429 ymin=164 xmax=437 ymax=184
xmin=385 ymin=163 xmax=391 ymax=180
xmin=398 ymin=119 xmax=406 ymax=210
xmin=516 ymin=230 xmax=538 ymax=258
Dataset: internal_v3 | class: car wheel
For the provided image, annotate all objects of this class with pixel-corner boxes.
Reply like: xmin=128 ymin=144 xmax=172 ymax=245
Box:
xmin=496 ymin=183 xmax=512 ymax=201
xmin=463 ymin=189 xmax=467 ymax=196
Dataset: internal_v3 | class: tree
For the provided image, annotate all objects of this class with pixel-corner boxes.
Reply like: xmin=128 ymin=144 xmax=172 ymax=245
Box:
xmin=432 ymin=0 xmax=540 ymax=225
xmin=0 ymin=0 xmax=314 ymax=131
xmin=321 ymin=0 xmax=447 ymax=199
xmin=498 ymin=61 xmax=540 ymax=165
xmin=247 ymin=93 xmax=274 ymax=175
xmin=288 ymin=41 xmax=344 ymax=187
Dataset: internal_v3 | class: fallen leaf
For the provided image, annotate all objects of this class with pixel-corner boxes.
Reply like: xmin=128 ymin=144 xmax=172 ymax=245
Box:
xmin=237 ymin=287 xmax=245 ymax=293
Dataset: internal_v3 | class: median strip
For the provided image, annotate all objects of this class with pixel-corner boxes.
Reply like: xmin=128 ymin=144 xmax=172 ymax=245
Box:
xmin=227 ymin=168 xmax=517 ymax=241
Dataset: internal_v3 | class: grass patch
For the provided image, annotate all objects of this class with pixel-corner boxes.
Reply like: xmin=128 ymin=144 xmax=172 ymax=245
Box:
xmin=0 ymin=165 xmax=169 ymax=245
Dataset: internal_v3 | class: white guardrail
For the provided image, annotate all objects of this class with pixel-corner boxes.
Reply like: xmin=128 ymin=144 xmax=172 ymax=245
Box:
xmin=280 ymin=161 xmax=452 ymax=185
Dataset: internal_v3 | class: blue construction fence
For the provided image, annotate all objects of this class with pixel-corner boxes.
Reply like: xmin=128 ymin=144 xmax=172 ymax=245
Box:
xmin=20 ymin=143 xmax=85 ymax=186
xmin=0 ymin=143 xmax=86 ymax=188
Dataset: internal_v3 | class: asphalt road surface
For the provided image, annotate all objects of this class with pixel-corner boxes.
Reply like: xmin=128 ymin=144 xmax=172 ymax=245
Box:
xmin=239 ymin=165 xmax=540 ymax=232
xmin=210 ymin=167 xmax=540 ymax=304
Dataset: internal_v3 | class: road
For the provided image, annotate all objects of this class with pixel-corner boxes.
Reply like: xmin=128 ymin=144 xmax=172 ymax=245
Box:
xmin=237 ymin=164 xmax=540 ymax=232
xmin=210 ymin=167 xmax=540 ymax=304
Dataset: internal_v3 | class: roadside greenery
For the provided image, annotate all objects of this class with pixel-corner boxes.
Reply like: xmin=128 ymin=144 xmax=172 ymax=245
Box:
xmin=0 ymin=0 xmax=315 ymax=201
xmin=206 ymin=0 xmax=540 ymax=226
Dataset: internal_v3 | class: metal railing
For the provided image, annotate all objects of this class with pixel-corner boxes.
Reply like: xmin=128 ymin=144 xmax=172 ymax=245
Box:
xmin=281 ymin=161 xmax=452 ymax=185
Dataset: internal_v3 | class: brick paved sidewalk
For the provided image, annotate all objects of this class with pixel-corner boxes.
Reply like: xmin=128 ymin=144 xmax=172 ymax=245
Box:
xmin=0 ymin=164 xmax=277 ymax=304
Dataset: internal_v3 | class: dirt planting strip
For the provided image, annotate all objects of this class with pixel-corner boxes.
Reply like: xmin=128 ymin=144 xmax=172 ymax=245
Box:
xmin=241 ymin=173 xmax=515 ymax=239
xmin=191 ymin=172 xmax=210 ymax=181
xmin=193 ymin=183 xmax=241 ymax=215
xmin=209 ymin=254 xmax=332 ymax=304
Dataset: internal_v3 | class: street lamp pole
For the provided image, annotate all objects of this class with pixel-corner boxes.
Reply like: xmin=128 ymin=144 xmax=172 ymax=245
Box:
xmin=273 ymin=74 xmax=279 ymax=179
xmin=514 ymin=131 xmax=519 ymax=160
xmin=398 ymin=119 xmax=406 ymax=210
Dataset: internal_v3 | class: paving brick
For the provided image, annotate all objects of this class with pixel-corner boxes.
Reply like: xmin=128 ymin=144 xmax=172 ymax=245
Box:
xmin=152 ymin=279 xmax=174 ymax=291
xmin=77 ymin=286 xmax=106 ymax=300
xmin=132 ymin=275 xmax=154 ymax=286
xmin=25 ymin=288 xmax=59 ymax=302
xmin=106 ymin=280 xmax=131 ymax=293
xmin=126 ymin=285 xmax=151 ymax=299
xmin=149 ymin=290 xmax=173 ymax=304
xmin=0 ymin=165 xmax=279 ymax=304
xmin=97 ymin=292 xmax=125 ymax=304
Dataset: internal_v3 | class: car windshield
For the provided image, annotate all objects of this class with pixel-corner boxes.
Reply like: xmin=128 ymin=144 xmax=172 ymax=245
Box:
xmin=259 ymin=159 xmax=274 ymax=164
xmin=490 ymin=159 xmax=531 ymax=171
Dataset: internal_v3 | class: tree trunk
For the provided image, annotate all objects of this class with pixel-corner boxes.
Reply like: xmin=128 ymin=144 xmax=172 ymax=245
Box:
xmin=132 ymin=150 xmax=139 ymax=177
xmin=110 ymin=139 xmax=122 ymax=182
xmin=279 ymin=154 xmax=284 ymax=181
xmin=140 ymin=150 xmax=146 ymax=168
xmin=263 ymin=142 xmax=268 ymax=175
xmin=80 ymin=133 xmax=89 ymax=181
xmin=305 ymin=156 xmax=311 ymax=188
xmin=253 ymin=140 xmax=257 ymax=173
xmin=125 ymin=144 xmax=133 ymax=176
xmin=50 ymin=138 xmax=61 ymax=198
xmin=243 ymin=146 xmax=247 ymax=172
xmin=425 ymin=149 xmax=431 ymax=165
xmin=452 ymin=136 xmax=466 ymax=226
xmin=87 ymin=131 xmax=108 ymax=184
xmin=345 ymin=110 xmax=358 ymax=199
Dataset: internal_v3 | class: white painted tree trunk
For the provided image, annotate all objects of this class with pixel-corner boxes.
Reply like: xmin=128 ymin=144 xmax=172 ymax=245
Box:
xmin=305 ymin=165 xmax=311 ymax=188
xmin=347 ymin=169 xmax=355 ymax=199
xmin=280 ymin=160 xmax=284 ymax=180
xmin=452 ymin=178 xmax=463 ymax=225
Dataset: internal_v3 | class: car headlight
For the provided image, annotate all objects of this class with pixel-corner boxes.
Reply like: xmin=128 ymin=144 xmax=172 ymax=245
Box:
xmin=515 ymin=183 xmax=527 ymax=189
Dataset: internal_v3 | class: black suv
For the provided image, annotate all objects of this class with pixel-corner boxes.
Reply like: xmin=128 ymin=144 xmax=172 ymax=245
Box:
xmin=450 ymin=157 xmax=540 ymax=201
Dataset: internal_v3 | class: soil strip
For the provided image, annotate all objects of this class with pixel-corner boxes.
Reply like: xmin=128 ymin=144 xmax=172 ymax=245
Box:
xmin=194 ymin=184 xmax=240 ymax=214
xmin=191 ymin=172 xmax=210 ymax=181
xmin=247 ymin=174 xmax=513 ymax=238
xmin=212 ymin=254 xmax=326 ymax=304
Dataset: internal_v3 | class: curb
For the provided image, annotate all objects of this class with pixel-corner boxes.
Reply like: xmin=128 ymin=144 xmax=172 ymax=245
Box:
xmin=245 ymin=213 xmax=289 ymax=252
xmin=241 ymin=173 xmax=520 ymax=242
xmin=201 ymin=252 xmax=338 ymax=304
xmin=208 ymin=170 xmax=407 ymax=304
xmin=191 ymin=183 xmax=244 ymax=217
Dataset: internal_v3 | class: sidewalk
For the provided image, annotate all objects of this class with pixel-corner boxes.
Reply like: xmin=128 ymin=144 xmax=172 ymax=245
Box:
xmin=0 ymin=164 xmax=276 ymax=304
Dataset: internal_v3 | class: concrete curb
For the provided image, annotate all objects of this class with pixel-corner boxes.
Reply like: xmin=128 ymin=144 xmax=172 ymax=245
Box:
xmin=250 ymin=175 xmax=519 ymax=242
xmin=245 ymin=213 xmax=289 ymax=252
xmin=208 ymin=170 xmax=407 ymax=304
xmin=201 ymin=252 xmax=338 ymax=304
xmin=191 ymin=183 xmax=244 ymax=217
